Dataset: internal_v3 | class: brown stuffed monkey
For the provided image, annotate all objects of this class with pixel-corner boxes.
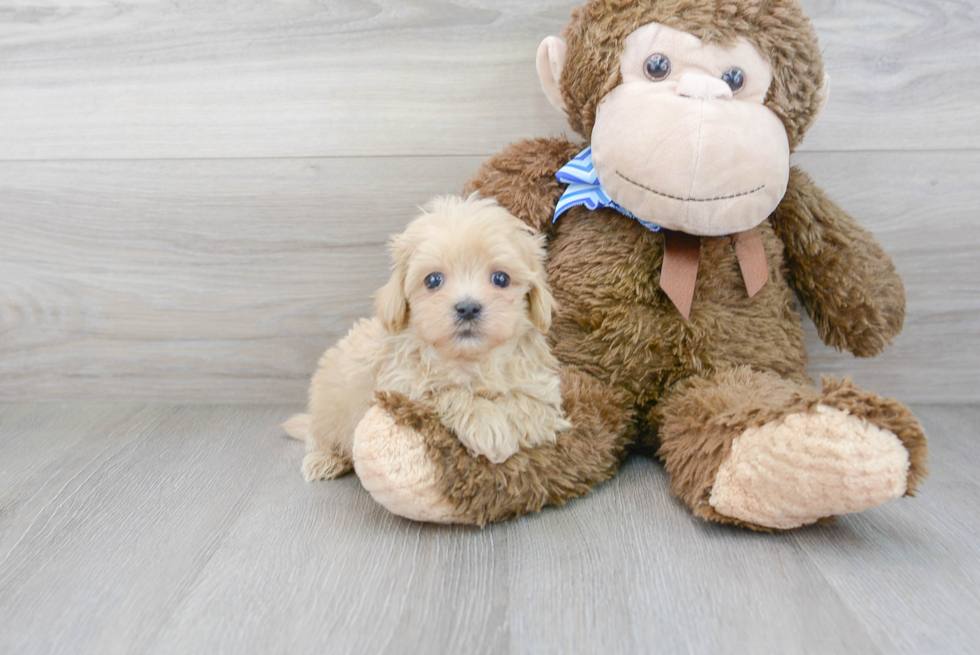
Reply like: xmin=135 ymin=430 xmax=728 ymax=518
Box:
xmin=349 ymin=0 xmax=929 ymax=531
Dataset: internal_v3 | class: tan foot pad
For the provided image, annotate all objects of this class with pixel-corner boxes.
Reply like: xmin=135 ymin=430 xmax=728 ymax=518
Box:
xmin=352 ymin=405 xmax=457 ymax=523
xmin=709 ymin=405 xmax=910 ymax=530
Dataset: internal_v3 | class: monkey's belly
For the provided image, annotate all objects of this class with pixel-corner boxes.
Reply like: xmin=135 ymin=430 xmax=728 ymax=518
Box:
xmin=545 ymin=210 xmax=810 ymax=404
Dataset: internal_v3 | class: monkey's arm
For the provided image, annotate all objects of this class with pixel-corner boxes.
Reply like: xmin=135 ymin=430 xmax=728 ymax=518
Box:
xmin=772 ymin=167 xmax=905 ymax=358
xmin=463 ymin=136 xmax=585 ymax=234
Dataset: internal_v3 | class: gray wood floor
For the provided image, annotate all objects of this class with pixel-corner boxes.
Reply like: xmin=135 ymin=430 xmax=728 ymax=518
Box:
xmin=1 ymin=403 xmax=977 ymax=655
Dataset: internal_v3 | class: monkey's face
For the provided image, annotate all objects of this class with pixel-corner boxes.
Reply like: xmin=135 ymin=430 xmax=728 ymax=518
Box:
xmin=541 ymin=21 xmax=794 ymax=237
xmin=590 ymin=23 xmax=790 ymax=236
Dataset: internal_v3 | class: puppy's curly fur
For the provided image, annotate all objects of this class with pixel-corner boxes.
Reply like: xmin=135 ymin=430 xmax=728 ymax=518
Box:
xmin=284 ymin=196 xmax=571 ymax=481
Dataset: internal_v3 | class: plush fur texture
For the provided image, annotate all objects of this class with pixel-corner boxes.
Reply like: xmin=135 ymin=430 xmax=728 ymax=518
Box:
xmin=773 ymin=168 xmax=906 ymax=357
xmin=286 ymin=196 xmax=570 ymax=479
xmin=463 ymin=135 xmax=928 ymax=529
xmin=339 ymin=0 xmax=928 ymax=530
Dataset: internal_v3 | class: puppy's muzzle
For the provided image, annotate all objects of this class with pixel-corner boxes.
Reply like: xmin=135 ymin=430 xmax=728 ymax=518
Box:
xmin=455 ymin=300 xmax=483 ymax=323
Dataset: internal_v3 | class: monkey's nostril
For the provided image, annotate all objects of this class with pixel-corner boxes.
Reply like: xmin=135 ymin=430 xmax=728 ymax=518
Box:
xmin=455 ymin=301 xmax=483 ymax=322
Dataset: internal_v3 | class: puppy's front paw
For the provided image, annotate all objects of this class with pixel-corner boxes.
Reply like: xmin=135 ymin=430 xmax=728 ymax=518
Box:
xmin=456 ymin=409 xmax=520 ymax=464
xmin=302 ymin=450 xmax=353 ymax=482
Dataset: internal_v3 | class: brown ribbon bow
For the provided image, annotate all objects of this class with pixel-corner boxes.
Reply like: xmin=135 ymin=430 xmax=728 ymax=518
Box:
xmin=659 ymin=227 xmax=769 ymax=319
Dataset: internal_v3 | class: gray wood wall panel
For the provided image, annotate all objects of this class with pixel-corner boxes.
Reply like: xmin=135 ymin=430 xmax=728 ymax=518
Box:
xmin=0 ymin=157 xmax=477 ymax=403
xmin=0 ymin=0 xmax=977 ymax=159
xmin=2 ymin=151 xmax=976 ymax=403
xmin=796 ymin=150 xmax=980 ymax=404
xmin=1 ymin=0 xmax=977 ymax=403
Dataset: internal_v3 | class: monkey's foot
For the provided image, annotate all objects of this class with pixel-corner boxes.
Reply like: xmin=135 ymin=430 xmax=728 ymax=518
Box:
xmin=352 ymin=404 xmax=457 ymax=523
xmin=658 ymin=371 xmax=928 ymax=531
xmin=709 ymin=404 xmax=909 ymax=530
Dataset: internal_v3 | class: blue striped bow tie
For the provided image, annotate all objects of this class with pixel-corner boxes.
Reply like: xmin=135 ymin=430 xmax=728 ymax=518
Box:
xmin=554 ymin=146 xmax=662 ymax=232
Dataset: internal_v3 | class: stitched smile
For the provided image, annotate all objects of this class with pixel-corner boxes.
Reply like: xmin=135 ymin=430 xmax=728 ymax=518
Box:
xmin=616 ymin=172 xmax=765 ymax=203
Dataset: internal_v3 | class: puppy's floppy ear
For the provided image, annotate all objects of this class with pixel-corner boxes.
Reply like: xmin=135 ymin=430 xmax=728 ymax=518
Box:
xmin=528 ymin=276 xmax=557 ymax=333
xmin=375 ymin=231 xmax=414 ymax=334
xmin=523 ymin=232 xmax=557 ymax=333
xmin=375 ymin=267 xmax=409 ymax=334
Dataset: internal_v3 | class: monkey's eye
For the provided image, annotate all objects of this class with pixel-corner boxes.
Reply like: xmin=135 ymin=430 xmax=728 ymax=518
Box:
xmin=644 ymin=54 xmax=672 ymax=81
xmin=721 ymin=67 xmax=745 ymax=93
xmin=424 ymin=273 xmax=444 ymax=290
xmin=491 ymin=272 xmax=510 ymax=289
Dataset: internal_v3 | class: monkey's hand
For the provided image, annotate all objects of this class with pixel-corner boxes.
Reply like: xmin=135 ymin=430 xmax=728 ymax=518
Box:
xmin=463 ymin=136 xmax=585 ymax=234
xmin=772 ymin=167 xmax=906 ymax=358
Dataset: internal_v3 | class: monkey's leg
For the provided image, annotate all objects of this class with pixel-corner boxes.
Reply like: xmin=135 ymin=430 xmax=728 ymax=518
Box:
xmin=351 ymin=367 xmax=634 ymax=526
xmin=655 ymin=367 xmax=928 ymax=531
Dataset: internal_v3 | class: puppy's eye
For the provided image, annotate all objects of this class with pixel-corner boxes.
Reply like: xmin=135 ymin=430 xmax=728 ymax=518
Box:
xmin=424 ymin=273 xmax=444 ymax=290
xmin=491 ymin=272 xmax=510 ymax=289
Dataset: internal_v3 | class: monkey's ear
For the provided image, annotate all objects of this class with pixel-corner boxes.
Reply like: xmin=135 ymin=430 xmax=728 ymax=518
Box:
xmin=536 ymin=36 xmax=568 ymax=114
xmin=813 ymin=73 xmax=832 ymax=121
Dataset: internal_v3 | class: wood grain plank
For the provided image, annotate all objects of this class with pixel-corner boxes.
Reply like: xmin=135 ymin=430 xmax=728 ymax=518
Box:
xmin=800 ymin=0 xmax=980 ymax=153
xmin=0 ymin=156 xmax=480 ymax=403
xmin=0 ymin=0 xmax=976 ymax=160
xmin=0 ymin=404 xmax=146 ymax=496
xmin=792 ymin=151 xmax=980 ymax=403
xmin=145 ymin=441 xmax=508 ymax=655
xmin=0 ymin=405 xmax=289 ymax=655
xmin=791 ymin=491 xmax=980 ymax=655
xmin=2 ymin=150 xmax=976 ymax=403
xmin=503 ymin=458 xmax=885 ymax=655
xmin=1 ymin=404 xmax=977 ymax=654
xmin=912 ymin=405 xmax=980 ymax=482
xmin=789 ymin=406 xmax=980 ymax=654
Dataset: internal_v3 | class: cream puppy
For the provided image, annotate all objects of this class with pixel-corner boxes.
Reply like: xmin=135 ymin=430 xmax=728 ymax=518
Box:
xmin=284 ymin=195 xmax=571 ymax=482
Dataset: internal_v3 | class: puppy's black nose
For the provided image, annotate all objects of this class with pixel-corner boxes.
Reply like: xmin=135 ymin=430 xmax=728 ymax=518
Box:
xmin=455 ymin=300 xmax=482 ymax=322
